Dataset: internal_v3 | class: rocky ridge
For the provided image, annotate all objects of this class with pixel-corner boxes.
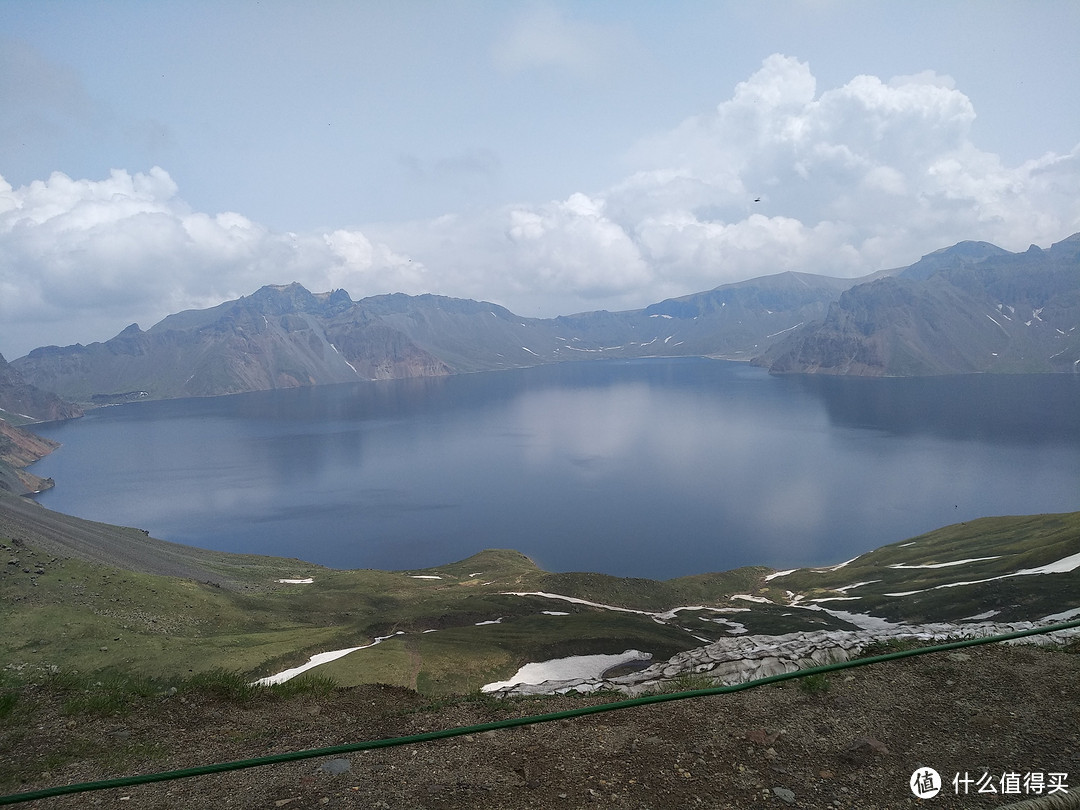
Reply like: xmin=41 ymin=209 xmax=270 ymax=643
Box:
xmin=760 ymin=233 xmax=1080 ymax=375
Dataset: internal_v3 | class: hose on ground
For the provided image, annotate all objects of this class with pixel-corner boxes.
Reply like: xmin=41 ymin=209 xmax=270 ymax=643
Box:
xmin=1 ymin=618 xmax=1078 ymax=806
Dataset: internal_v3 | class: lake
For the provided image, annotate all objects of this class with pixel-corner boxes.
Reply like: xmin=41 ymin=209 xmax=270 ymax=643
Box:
xmin=28 ymin=359 xmax=1080 ymax=580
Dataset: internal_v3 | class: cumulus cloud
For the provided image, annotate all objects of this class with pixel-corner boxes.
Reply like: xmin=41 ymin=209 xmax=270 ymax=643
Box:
xmin=3 ymin=54 xmax=1079 ymax=356
xmin=0 ymin=168 xmax=431 ymax=356
xmin=605 ymin=54 xmax=1079 ymax=278
xmin=376 ymin=55 xmax=1079 ymax=311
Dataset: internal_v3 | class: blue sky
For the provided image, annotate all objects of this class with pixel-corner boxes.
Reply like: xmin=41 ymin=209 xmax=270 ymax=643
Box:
xmin=2 ymin=0 xmax=1079 ymax=357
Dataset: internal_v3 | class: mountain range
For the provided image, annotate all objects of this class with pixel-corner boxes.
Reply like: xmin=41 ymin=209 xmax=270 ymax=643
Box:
xmin=6 ymin=232 xmax=1080 ymax=407
xmin=760 ymin=232 xmax=1080 ymax=375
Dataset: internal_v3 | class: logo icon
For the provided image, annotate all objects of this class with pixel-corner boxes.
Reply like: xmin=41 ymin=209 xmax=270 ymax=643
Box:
xmin=911 ymin=767 xmax=942 ymax=798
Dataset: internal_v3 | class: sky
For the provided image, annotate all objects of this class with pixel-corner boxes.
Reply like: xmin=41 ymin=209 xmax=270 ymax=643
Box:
xmin=2 ymin=0 xmax=1079 ymax=358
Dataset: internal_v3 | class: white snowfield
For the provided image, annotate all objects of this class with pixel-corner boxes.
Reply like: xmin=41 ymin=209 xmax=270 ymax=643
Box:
xmin=481 ymin=650 xmax=651 ymax=693
xmin=276 ymin=578 xmax=314 ymax=584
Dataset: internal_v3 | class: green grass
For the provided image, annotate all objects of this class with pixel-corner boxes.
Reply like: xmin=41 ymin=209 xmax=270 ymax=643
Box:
xmin=797 ymin=672 xmax=831 ymax=695
xmin=3 ymin=499 xmax=1079 ymax=697
xmin=773 ymin=512 xmax=1080 ymax=623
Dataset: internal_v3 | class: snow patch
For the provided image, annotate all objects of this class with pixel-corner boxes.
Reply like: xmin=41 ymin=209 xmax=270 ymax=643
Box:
xmin=254 ymin=632 xmax=404 ymax=685
xmin=835 ymin=581 xmax=879 ymax=592
xmin=884 ymin=550 xmax=1080 ymax=596
xmin=888 ymin=557 xmax=1001 ymax=569
xmin=766 ymin=322 xmax=803 ymax=339
xmin=764 ymin=569 xmax=796 ymax=581
xmin=481 ymin=650 xmax=651 ymax=693
xmin=1042 ymin=606 xmax=1080 ymax=622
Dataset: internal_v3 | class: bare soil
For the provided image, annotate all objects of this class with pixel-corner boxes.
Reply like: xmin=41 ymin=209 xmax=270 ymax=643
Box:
xmin=3 ymin=643 xmax=1078 ymax=809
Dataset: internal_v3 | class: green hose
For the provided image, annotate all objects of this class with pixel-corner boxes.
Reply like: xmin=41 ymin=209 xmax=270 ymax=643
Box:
xmin=2 ymin=618 xmax=1078 ymax=806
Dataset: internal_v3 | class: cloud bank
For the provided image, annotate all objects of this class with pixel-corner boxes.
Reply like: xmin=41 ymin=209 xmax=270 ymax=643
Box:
xmin=3 ymin=55 xmax=1079 ymax=357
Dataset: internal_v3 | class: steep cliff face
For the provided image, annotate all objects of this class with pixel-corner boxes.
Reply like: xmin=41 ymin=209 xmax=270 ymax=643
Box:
xmin=759 ymin=234 xmax=1080 ymax=376
xmin=0 ymin=352 xmax=83 ymax=422
xmin=13 ymin=286 xmax=388 ymax=402
xmin=0 ymin=420 xmax=59 ymax=494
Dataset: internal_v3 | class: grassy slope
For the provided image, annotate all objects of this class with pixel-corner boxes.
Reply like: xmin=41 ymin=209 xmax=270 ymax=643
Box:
xmin=3 ymin=494 xmax=1079 ymax=696
xmin=766 ymin=512 xmax=1080 ymax=622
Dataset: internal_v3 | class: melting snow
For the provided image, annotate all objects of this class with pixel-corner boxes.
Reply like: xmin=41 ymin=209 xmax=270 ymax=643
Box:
xmin=814 ymin=608 xmax=899 ymax=631
xmin=888 ymin=557 xmax=1001 ymax=569
xmin=884 ymin=550 xmax=1080 ymax=596
xmin=764 ymin=569 xmax=796 ymax=581
xmin=276 ymin=578 xmax=314 ymax=584
xmin=962 ymin=610 xmax=1000 ymax=621
xmin=254 ymin=632 xmax=404 ymax=685
xmin=409 ymin=575 xmax=442 ymax=579
xmin=481 ymin=650 xmax=651 ymax=692
xmin=1043 ymin=606 xmax=1080 ymax=622
xmin=765 ymin=323 xmax=804 ymax=339
xmin=835 ymin=581 xmax=879 ymax=592
xmin=700 ymin=617 xmax=749 ymax=634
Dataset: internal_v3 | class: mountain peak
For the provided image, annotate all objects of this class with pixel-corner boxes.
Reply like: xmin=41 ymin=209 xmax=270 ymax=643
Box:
xmin=243 ymin=283 xmax=354 ymax=317
xmin=900 ymin=240 xmax=1011 ymax=281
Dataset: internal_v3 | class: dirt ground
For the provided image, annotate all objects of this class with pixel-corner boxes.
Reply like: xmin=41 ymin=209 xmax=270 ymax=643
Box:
xmin=2 ymin=642 xmax=1078 ymax=809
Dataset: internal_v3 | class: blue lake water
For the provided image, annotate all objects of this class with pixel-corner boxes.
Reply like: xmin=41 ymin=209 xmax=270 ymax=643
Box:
xmin=28 ymin=359 xmax=1080 ymax=579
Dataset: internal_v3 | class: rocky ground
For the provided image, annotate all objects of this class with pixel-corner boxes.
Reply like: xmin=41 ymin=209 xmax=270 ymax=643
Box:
xmin=3 ymin=642 xmax=1078 ymax=809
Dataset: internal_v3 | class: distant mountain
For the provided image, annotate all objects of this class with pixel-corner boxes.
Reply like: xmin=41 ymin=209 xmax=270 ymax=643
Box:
xmin=0 ymin=352 xmax=76 ymax=493
xmin=12 ymin=233 xmax=1080 ymax=401
xmin=11 ymin=273 xmax=858 ymax=403
xmin=758 ymin=234 xmax=1080 ymax=376
xmin=0 ymin=352 xmax=83 ymax=422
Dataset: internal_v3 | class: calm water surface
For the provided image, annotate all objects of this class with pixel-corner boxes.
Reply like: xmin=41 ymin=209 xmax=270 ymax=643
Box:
xmin=29 ymin=359 xmax=1080 ymax=579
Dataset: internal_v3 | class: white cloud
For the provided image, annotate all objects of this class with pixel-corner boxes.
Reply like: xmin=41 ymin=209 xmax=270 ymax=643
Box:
xmin=0 ymin=168 xmax=430 ymax=356
xmin=3 ymin=54 xmax=1079 ymax=358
